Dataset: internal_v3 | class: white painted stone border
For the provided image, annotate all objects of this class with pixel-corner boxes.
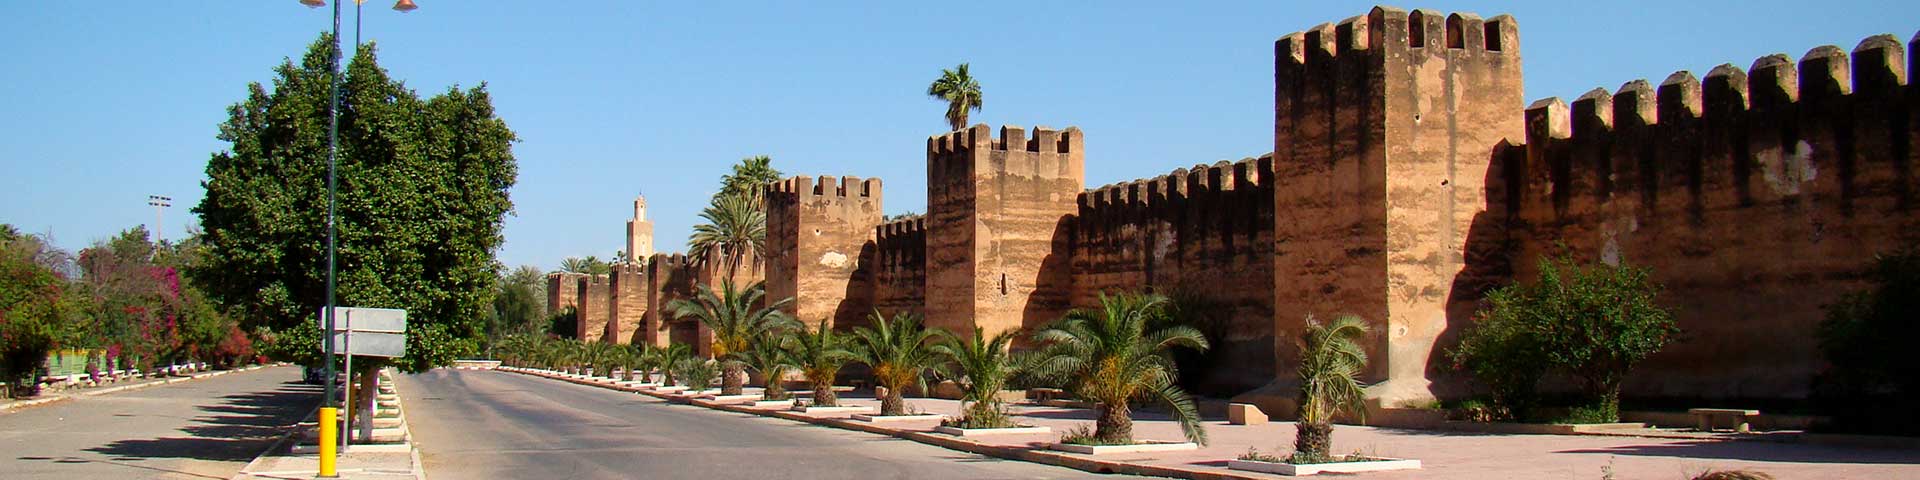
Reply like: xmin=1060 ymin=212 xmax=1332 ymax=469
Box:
xmin=1227 ymin=457 xmax=1421 ymax=476
xmin=1049 ymin=440 xmax=1198 ymax=455
xmin=701 ymin=394 xmax=761 ymax=404
xmin=750 ymin=400 xmax=796 ymax=408
xmin=933 ymin=425 xmax=1052 ymax=437
xmin=792 ymin=405 xmax=873 ymax=414
xmin=851 ymin=413 xmax=947 ymax=423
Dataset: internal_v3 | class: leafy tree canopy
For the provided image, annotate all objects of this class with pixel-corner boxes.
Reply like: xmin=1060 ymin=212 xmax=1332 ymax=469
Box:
xmin=191 ymin=34 xmax=518 ymax=372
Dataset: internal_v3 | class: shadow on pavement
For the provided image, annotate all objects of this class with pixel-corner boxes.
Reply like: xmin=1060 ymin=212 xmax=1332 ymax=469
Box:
xmin=1557 ymin=440 xmax=1920 ymax=464
xmin=82 ymin=381 xmax=318 ymax=462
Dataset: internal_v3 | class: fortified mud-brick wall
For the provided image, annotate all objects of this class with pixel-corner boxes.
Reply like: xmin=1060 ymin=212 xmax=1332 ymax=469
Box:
xmin=1072 ymin=156 xmax=1276 ymax=393
xmin=1267 ymin=7 xmax=1522 ymax=408
xmin=764 ymin=176 xmax=884 ymax=330
xmin=643 ymin=253 xmax=694 ymax=348
xmin=873 ymin=217 xmax=927 ymax=321
xmin=608 ymin=263 xmax=648 ymax=344
xmin=925 ymin=125 xmax=1086 ymax=338
xmin=1504 ymin=33 xmax=1919 ymax=401
xmin=575 ymin=274 xmax=612 ymax=342
xmin=546 ymin=272 xmax=586 ymax=316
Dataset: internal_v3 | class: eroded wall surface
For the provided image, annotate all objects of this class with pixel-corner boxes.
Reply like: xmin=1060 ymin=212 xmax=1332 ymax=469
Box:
xmin=1503 ymin=35 xmax=1919 ymax=400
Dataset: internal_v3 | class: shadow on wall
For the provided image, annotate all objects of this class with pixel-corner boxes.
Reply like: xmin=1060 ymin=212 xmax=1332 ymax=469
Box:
xmin=1433 ymin=140 xmax=1522 ymax=398
xmin=1019 ymin=216 xmax=1079 ymax=348
xmin=832 ymin=241 xmax=881 ymax=332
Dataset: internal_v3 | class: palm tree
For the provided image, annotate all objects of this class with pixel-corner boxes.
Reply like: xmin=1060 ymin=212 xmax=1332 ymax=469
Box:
xmin=932 ymin=327 xmax=1023 ymax=429
xmin=719 ymin=155 xmax=782 ymax=207
xmin=583 ymin=340 xmax=617 ymax=378
xmin=634 ymin=344 xmax=664 ymax=383
xmin=1292 ymin=315 xmax=1370 ymax=464
xmin=687 ymin=193 xmax=766 ymax=282
xmin=783 ymin=321 xmax=857 ymax=407
xmin=614 ymin=344 xmax=644 ymax=381
xmin=658 ymin=343 xmax=694 ymax=386
xmin=738 ymin=337 xmax=793 ymax=400
xmin=1029 ymin=293 xmax=1210 ymax=445
xmin=926 ymin=63 xmax=983 ymax=132
xmin=559 ymin=256 xmax=610 ymax=275
xmin=852 ymin=310 xmax=949 ymax=416
xmin=669 ymin=279 xmax=797 ymax=395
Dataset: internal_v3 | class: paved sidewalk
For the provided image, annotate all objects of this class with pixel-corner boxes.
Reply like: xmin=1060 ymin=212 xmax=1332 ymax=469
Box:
xmin=236 ymin=447 xmax=420 ymax=480
xmin=513 ymin=368 xmax=1920 ymax=480
xmin=2 ymin=364 xmax=283 ymax=414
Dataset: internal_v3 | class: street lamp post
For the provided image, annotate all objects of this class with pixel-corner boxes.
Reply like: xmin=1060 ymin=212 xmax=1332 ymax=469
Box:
xmin=298 ymin=1 xmax=419 ymax=477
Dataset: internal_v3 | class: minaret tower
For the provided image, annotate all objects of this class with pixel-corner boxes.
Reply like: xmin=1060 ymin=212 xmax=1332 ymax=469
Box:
xmin=626 ymin=194 xmax=655 ymax=262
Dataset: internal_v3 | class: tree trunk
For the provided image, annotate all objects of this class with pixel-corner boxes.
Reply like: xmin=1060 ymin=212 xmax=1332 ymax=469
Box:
xmin=1293 ymin=421 xmax=1332 ymax=463
xmin=1094 ymin=401 xmax=1133 ymax=444
xmin=763 ymin=376 xmax=786 ymax=401
xmin=812 ymin=382 xmax=837 ymax=407
xmin=722 ymin=364 xmax=746 ymax=395
xmin=880 ymin=388 xmax=906 ymax=416
xmin=640 ymin=370 xmax=653 ymax=383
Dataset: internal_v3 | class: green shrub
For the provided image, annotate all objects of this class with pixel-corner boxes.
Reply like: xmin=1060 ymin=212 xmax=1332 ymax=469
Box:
xmin=1815 ymin=247 xmax=1920 ymax=435
xmin=1449 ymin=256 xmax=1678 ymax=422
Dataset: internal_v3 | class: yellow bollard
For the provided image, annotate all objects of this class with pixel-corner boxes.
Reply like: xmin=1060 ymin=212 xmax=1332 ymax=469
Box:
xmin=318 ymin=407 xmax=339 ymax=478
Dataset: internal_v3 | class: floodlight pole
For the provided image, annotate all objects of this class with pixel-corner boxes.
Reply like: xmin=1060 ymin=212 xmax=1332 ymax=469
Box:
xmin=322 ymin=0 xmax=343 ymax=437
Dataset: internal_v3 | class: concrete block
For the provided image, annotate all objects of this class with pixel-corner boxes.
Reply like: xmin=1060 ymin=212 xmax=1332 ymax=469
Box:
xmin=1229 ymin=403 xmax=1268 ymax=425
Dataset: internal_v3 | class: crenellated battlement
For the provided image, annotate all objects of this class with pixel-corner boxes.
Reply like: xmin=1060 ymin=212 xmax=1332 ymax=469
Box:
xmin=1513 ymin=31 xmax=1916 ymax=219
xmin=875 ymin=216 xmax=926 ymax=243
xmin=927 ymin=124 xmax=1082 ymax=155
xmin=768 ymin=175 xmax=882 ymax=199
xmin=1078 ymin=155 xmax=1274 ymax=211
xmin=1275 ymin=7 xmax=1516 ymax=71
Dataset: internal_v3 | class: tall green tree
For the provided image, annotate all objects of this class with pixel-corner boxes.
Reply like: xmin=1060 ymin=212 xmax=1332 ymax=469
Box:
xmin=0 ymin=226 xmax=80 ymax=398
xmin=926 ymin=63 xmax=983 ymax=132
xmin=191 ymin=35 xmax=517 ymax=373
xmin=489 ymin=265 xmax=546 ymax=344
xmin=1029 ymin=293 xmax=1210 ymax=445
xmin=668 ymin=279 xmax=795 ymax=395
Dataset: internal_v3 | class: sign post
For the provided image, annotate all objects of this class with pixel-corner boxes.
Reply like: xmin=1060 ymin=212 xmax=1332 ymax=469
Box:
xmin=319 ymin=307 xmax=406 ymax=451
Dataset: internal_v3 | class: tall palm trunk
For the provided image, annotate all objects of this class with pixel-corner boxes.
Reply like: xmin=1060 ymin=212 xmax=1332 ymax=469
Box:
xmin=721 ymin=364 xmax=746 ymax=395
xmin=1094 ymin=401 xmax=1134 ymax=444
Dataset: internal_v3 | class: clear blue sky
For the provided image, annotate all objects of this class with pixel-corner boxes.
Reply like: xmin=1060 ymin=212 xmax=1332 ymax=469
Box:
xmin=3 ymin=1 xmax=1914 ymax=271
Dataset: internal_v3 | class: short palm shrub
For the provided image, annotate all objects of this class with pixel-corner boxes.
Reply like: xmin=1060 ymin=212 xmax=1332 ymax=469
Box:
xmin=932 ymin=327 xmax=1022 ymax=429
xmin=1449 ymin=256 xmax=1677 ymax=422
xmin=1029 ymin=293 xmax=1210 ymax=445
xmin=784 ymin=321 xmax=856 ymax=407
xmin=676 ymin=356 xmax=719 ymax=392
xmin=738 ymin=336 xmax=793 ymax=400
xmin=852 ymin=311 xmax=948 ymax=416
xmin=583 ymin=341 xmax=616 ymax=378
xmin=669 ymin=279 xmax=796 ymax=396
xmin=1292 ymin=315 xmax=1370 ymax=464
xmin=633 ymin=344 xmax=663 ymax=383
xmin=616 ymin=344 xmax=648 ymax=381
xmin=658 ymin=343 xmax=694 ymax=386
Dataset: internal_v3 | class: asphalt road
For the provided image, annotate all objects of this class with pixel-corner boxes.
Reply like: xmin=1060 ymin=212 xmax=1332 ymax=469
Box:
xmin=0 ymin=365 xmax=315 ymax=480
xmin=400 ymin=369 xmax=1134 ymax=480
